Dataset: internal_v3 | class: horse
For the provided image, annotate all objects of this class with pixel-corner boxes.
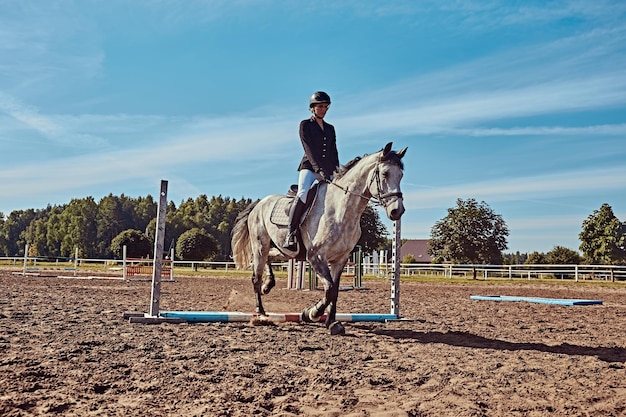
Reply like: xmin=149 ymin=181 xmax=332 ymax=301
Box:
xmin=231 ymin=142 xmax=407 ymax=335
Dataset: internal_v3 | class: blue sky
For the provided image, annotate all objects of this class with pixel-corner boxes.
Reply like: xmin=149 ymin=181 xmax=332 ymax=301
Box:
xmin=1 ymin=1 xmax=625 ymax=254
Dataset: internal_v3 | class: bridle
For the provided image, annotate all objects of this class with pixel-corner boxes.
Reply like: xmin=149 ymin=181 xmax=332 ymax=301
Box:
xmin=328 ymin=159 xmax=403 ymax=209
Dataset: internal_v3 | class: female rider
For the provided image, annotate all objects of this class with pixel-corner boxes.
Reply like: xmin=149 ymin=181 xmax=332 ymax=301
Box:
xmin=284 ymin=91 xmax=340 ymax=250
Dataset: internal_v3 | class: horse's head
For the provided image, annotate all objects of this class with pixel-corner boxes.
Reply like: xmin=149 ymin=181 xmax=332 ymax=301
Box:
xmin=371 ymin=142 xmax=407 ymax=221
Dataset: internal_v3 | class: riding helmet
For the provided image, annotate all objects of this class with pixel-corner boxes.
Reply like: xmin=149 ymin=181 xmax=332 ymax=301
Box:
xmin=309 ymin=91 xmax=331 ymax=108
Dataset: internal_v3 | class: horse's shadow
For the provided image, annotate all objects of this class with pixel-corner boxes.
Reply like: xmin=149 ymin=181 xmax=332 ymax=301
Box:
xmin=363 ymin=326 xmax=626 ymax=364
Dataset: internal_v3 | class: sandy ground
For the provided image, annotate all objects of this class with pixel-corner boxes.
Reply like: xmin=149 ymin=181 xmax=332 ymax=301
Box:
xmin=1 ymin=270 xmax=625 ymax=416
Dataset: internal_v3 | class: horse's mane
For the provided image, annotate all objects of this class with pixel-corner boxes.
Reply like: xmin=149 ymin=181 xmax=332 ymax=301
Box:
xmin=335 ymin=155 xmax=363 ymax=179
xmin=335 ymin=148 xmax=404 ymax=180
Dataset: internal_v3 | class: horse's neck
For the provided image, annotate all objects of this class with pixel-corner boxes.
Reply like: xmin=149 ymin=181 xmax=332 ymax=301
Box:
xmin=326 ymin=157 xmax=375 ymax=216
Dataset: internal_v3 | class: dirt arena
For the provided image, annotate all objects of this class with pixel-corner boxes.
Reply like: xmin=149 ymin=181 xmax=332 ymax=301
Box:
xmin=1 ymin=270 xmax=625 ymax=416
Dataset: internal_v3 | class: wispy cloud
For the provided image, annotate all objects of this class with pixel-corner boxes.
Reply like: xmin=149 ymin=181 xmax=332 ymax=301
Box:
xmin=404 ymin=166 xmax=626 ymax=209
xmin=0 ymin=92 xmax=108 ymax=147
xmin=440 ymin=124 xmax=626 ymax=137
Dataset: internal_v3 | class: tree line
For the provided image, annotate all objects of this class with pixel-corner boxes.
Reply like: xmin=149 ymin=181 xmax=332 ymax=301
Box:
xmin=2 ymin=195 xmax=623 ymax=265
xmin=0 ymin=193 xmax=388 ymax=261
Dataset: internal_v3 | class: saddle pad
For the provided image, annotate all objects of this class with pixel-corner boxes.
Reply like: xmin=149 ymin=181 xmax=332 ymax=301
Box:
xmin=270 ymin=197 xmax=294 ymax=226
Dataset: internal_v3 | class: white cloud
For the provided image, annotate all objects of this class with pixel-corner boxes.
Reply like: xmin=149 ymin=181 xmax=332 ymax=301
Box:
xmin=404 ymin=166 xmax=626 ymax=209
xmin=0 ymin=91 xmax=108 ymax=147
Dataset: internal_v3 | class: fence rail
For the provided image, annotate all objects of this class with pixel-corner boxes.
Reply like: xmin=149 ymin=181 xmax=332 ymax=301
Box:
xmin=1 ymin=256 xmax=625 ymax=282
xmin=399 ymin=263 xmax=626 ymax=282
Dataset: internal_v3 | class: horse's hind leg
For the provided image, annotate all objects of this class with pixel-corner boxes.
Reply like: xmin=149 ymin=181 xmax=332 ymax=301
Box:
xmin=251 ymin=251 xmax=270 ymax=316
xmin=262 ymin=260 xmax=276 ymax=295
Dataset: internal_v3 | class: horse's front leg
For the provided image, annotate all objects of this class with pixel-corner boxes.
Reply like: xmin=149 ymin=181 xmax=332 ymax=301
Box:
xmin=324 ymin=262 xmax=347 ymax=335
xmin=302 ymin=255 xmax=333 ymax=324
xmin=324 ymin=284 xmax=344 ymax=335
xmin=303 ymin=255 xmax=345 ymax=335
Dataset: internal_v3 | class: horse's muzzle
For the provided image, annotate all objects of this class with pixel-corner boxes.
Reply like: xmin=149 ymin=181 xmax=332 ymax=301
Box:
xmin=387 ymin=198 xmax=405 ymax=221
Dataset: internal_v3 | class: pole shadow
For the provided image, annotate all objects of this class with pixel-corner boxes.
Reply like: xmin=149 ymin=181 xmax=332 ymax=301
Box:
xmin=370 ymin=328 xmax=626 ymax=364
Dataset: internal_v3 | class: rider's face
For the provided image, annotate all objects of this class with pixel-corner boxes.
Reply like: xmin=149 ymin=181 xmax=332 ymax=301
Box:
xmin=312 ymin=103 xmax=329 ymax=119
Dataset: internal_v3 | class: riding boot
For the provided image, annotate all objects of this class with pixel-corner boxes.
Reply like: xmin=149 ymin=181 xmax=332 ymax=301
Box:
xmin=283 ymin=198 xmax=307 ymax=250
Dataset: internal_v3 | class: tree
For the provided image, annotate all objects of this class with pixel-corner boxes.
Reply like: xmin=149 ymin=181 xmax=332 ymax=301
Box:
xmin=579 ymin=203 xmax=626 ymax=265
xmin=357 ymin=204 xmax=388 ymax=253
xmin=1 ymin=209 xmax=36 ymax=256
xmin=525 ymin=251 xmax=546 ymax=264
xmin=429 ymin=198 xmax=509 ymax=270
xmin=110 ymin=229 xmax=152 ymax=258
xmin=503 ymin=251 xmax=528 ymax=265
xmin=176 ymin=228 xmax=219 ymax=261
xmin=55 ymin=198 xmax=98 ymax=257
xmin=546 ymin=246 xmax=581 ymax=264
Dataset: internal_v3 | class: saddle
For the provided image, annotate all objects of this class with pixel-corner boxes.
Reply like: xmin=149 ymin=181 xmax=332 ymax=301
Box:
xmin=269 ymin=183 xmax=320 ymax=261
xmin=269 ymin=183 xmax=319 ymax=227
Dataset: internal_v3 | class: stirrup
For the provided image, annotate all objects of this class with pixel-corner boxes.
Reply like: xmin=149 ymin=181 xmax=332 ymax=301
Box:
xmin=283 ymin=231 xmax=297 ymax=249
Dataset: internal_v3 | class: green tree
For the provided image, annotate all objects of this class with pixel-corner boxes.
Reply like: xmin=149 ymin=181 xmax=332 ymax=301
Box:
xmin=579 ymin=203 xmax=626 ymax=265
xmin=525 ymin=251 xmax=546 ymax=264
xmin=133 ymin=195 xmax=157 ymax=232
xmin=24 ymin=215 xmax=50 ymax=257
xmin=176 ymin=228 xmax=219 ymax=261
xmin=503 ymin=251 xmax=528 ymax=265
xmin=546 ymin=246 xmax=581 ymax=264
xmin=1 ymin=209 xmax=36 ymax=256
xmin=56 ymin=198 xmax=98 ymax=257
xmin=357 ymin=204 xmax=388 ymax=253
xmin=429 ymin=198 xmax=509 ymax=270
xmin=110 ymin=229 xmax=153 ymax=258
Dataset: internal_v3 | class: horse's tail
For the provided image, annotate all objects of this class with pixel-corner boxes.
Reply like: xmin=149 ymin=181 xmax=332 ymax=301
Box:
xmin=231 ymin=199 xmax=260 ymax=270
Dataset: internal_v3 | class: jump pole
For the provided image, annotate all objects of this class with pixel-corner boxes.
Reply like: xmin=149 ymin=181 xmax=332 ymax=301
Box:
xmin=158 ymin=311 xmax=397 ymax=323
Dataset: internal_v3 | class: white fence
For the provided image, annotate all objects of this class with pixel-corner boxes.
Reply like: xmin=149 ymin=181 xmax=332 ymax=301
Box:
xmin=1 ymin=255 xmax=625 ymax=282
xmin=398 ymin=263 xmax=626 ymax=282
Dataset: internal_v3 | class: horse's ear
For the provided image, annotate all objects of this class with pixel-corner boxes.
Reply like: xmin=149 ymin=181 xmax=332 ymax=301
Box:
xmin=397 ymin=147 xmax=408 ymax=159
xmin=381 ymin=142 xmax=393 ymax=160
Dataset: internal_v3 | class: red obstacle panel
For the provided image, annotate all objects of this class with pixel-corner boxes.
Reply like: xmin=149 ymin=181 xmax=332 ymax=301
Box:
xmin=126 ymin=260 xmax=172 ymax=277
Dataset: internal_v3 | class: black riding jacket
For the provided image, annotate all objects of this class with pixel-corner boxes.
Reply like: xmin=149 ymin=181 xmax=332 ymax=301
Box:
xmin=297 ymin=116 xmax=339 ymax=176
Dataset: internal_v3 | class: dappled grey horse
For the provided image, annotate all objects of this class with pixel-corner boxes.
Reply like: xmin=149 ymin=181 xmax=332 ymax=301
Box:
xmin=231 ymin=142 xmax=407 ymax=335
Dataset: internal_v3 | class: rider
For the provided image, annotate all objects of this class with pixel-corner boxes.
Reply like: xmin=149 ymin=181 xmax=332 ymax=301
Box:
xmin=283 ymin=91 xmax=340 ymax=250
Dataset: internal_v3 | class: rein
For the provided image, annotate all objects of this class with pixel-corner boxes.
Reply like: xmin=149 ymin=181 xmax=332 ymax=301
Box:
xmin=328 ymin=161 xmax=403 ymax=208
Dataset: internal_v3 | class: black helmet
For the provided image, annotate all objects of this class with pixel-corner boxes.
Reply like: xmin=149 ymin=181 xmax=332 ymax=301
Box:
xmin=309 ymin=91 xmax=331 ymax=108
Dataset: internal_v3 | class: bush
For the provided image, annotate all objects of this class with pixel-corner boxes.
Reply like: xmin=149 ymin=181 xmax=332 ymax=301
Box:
xmin=110 ymin=229 xmax=152 ymax=258
xmin=402 ymin=254 xmax=417 ymax=264
xmin=176 ymin=228 xmax=219 ymax=261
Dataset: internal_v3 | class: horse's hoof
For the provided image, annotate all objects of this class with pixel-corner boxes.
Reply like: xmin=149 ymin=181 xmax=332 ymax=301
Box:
xmin=329 ymin=321 xmax=345 ymax=336
xmin=301 ymin=307 xmax=322 ymax=323
xmin=262 ymin=278 xmax=276 ymax=294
